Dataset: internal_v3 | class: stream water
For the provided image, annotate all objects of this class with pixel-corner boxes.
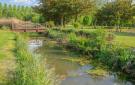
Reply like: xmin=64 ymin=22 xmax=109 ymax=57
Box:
xmin=28 ymin=37 xmax=134 ymax=85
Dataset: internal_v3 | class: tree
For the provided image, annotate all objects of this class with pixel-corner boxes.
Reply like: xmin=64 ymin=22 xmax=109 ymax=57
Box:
xmin=82 ymin=16 xmax=93 ymax=26
xmin=0 ymin=3 xmax=2 ymax=17
xmin=0 ymin=3 xmax=44 ymax=23
xmin=36 ymin=0 xmax=95 ymax=26
xmin=132 ymin=4 xmax=135 ymax=16
xmin=95 ymin=0 xmax=133 ymax=27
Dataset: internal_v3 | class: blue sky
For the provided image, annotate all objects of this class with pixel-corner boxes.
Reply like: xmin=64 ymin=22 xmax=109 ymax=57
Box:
xmin=0 ymin=0 xmax=39 ymax=6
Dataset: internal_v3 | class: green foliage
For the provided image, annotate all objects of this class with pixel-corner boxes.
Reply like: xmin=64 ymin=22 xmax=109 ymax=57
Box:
xmin=82 ymin=16 xmax=92 ymax=26
xmin=32 ymin=15 xmax=40 ymax=23
xmin=36 ymin=0 xmax=95 ymax=26
xmin=46 ymin=28 xmax=135 ymax=77
xmin=97 ymin=45 xmax=135 ymax=70
xmin=66 ymin=29 xmax=107 ymax=54
xmin=0 ymin=3 xmax=44 ymax=23
xmin=95 ymin=0 xmax=133 ymax=26
xmin=46 ymin=21 xmax=55 ymax=28
xmin=72 ymin=22 xmax=80 ymax=29
xmin=67 ymin=33 xmax=77 ymax=44
xmin=48 ymin=29 xmax=65 ymax=39
xmin=13 ymin=34 xmax=59 ymax=85
xmin=61 ymin=28 xmax=75 ymax=33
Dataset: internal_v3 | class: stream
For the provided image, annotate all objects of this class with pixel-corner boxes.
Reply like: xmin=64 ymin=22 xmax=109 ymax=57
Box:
xmin=28 ymin=37 xmax=134 ymax=85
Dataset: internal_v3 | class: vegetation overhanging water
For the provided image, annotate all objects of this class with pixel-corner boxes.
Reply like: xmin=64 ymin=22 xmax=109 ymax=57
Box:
xmin=27 ymin=36 xmax=134 ymax=85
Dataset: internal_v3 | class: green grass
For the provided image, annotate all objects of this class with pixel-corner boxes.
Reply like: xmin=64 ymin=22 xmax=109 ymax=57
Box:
xmin=0 ymin=30 xmax=59 ymax=85
xmin=114 ymin=32 xmax=135 ymax=48
xmin=0 ymin=30 xmax=15 ymax=59
xmin=0 ymin=30 xmax=16 ymax=84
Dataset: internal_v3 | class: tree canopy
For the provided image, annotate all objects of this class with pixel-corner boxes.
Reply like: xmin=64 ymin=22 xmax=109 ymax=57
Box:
xmin=36 ymin=0 xmax=96 ymax=26
xmin=95 ymin=0 xmax=134 ymax=26
xmin=0 ymin=3 xmax=44 ymax=23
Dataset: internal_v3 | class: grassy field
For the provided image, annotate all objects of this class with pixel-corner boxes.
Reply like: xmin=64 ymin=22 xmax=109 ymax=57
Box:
xmin=114 ymin=32 xmax=135 ymax=48
xmin=79 ymin=29 xmax=135 ymax=48
xmin=0 ymin=30 xmax=16 ymax=85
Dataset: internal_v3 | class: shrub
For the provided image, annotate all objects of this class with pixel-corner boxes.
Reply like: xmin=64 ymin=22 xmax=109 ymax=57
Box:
xmin=67 ymin=33 xmax=77 ymax=42
xmin=45 ymin=21 xmax=55 ymax=28
xmin=72 ymin=22 xmax=80 ymax=29
xmin=82 ymin=16 xmax=91 ymax=26
xmin=48 ymin=29 xmax=65 ymax=39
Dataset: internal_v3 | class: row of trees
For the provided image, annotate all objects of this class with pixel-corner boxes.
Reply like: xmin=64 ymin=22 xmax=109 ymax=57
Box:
xmin=36 ymin=0 xmax=135 ymax=27
xmin=1 ymin=0 xmax=135 ymax=27
xmin=95 ymin=0 xmax=135 ymax=27
xmin=0 ymin=3 xmax=45 ymax=23
xmin=36 ymin=0 xmax=96 ymax=26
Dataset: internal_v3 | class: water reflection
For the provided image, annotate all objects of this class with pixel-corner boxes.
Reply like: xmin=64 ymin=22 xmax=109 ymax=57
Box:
xmin=28 ymin=38 xmax=134 ymax=85
xmin=28 ymin=39 xmax=43 ymax=52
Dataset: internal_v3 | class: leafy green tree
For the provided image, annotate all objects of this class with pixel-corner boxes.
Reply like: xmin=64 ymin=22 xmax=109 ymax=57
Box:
xmin=95 ymin=0 xmax=133 ymax=27
xmin=0 ymin=3 xmax=44 ymax=23
xmin=36 ymin=0 xmax=95 ymax=26
xmin=82 ymin=16 xmax=92 ymax=26
xmin=0 ymin=3 xmax=2 ymax=17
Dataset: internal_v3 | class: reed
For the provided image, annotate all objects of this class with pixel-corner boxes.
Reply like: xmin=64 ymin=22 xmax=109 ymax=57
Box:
xmin=13 ymin=34 xmax=59 ymax=85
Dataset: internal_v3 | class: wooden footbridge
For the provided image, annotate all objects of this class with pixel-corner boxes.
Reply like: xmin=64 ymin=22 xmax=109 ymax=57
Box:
xmin=0 ymin=18 xmax=45 ymax=32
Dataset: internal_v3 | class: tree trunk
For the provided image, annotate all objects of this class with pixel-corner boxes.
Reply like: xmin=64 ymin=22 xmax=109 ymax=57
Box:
xmin=61 ymin=15 xmax=64 ymax=28
xmin=75 ymin=14 xmax=78 ymax=22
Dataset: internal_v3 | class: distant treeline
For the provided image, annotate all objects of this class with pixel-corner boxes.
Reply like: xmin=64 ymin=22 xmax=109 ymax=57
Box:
xmin=0 ymin=3 xmax=45 ymax=23
xmin=95 ymin=0 xmax=135 ymax=27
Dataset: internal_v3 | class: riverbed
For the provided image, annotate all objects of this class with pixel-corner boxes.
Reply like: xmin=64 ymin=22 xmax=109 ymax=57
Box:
xmin=28 ymin=37 xmax=134 ymax=85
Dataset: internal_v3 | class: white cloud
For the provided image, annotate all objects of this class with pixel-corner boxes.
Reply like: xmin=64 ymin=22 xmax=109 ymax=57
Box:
xmin=14 ymin=0 xmax=31 ymax=3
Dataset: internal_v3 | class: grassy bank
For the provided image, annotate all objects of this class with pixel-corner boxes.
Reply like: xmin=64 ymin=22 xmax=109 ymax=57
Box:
xmin=12 ymin=33 xmax=59 ymax=85
xmin=46 ymin=28 xmax=135 ymax=80
xmin=0 ymin=30 xmax=59 ymax=85
xmin=0 ymin=30 xmax=16 ymax=85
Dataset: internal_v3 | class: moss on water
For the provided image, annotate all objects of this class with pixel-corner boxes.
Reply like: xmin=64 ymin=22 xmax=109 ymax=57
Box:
xmin=87 ymin=67 xmax=108 ymax=77
xmin=62 ymin=57 xmax=90 ymax=66
xmin=62 ymin=56 xmax=108 ymax=77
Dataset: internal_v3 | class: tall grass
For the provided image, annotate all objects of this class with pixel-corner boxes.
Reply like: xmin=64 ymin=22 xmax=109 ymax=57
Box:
xmin=13 ymin=34 xmax=59 ymax=85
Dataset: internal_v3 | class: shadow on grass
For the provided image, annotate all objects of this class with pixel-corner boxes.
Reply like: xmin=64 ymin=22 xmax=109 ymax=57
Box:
xmin=114 ymin=32 xmax=135 ymax=37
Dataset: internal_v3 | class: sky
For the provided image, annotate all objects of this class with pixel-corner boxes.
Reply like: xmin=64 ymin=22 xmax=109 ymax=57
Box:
xmin=0 ymin=0 xmax=39 ymax=6
xmin=0 ymin=0 xmax=135 ymax=6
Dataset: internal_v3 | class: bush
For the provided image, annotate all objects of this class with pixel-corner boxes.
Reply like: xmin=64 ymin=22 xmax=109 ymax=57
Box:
xmin=82 ymin=16 xmax=91 ymax=26
xmin=72 ymin=22 xmax=81 ymax=29
xmin=48 ymin=29 xmax=65 ymax=39
xmin=67 ymin=33 xmax=77 ymax=44
xmin=45 ymin=21 xmax=55 ymax=28
xmin=97 ymin=46 xmax=135 ymax=70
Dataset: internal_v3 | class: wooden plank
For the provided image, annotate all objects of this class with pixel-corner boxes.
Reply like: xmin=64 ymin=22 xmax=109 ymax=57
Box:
xmin=12 ymin=29 xmax=45 ymax=32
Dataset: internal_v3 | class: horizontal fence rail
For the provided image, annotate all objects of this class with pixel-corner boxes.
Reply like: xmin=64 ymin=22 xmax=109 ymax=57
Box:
xmin=0 ymin=18 xmax=45 ymax=32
